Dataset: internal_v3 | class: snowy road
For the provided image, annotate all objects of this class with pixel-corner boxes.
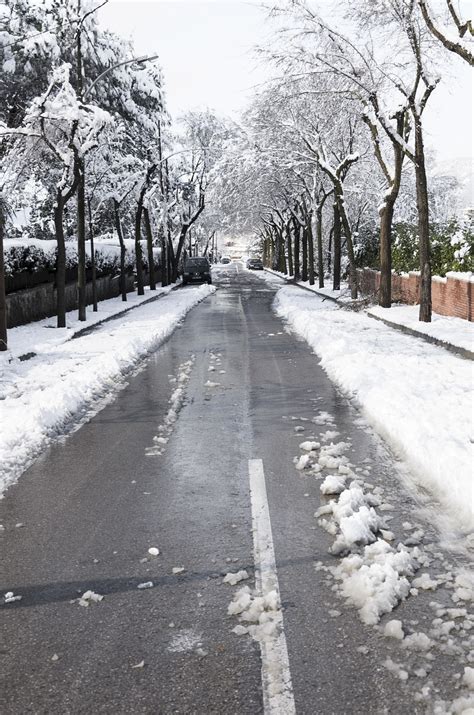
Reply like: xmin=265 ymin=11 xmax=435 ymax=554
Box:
xmin=1 ymin=263 xmax=473 ymax=714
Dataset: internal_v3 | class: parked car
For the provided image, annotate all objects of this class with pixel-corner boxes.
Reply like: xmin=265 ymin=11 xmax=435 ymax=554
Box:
xmin=182 ymin=257 xmax=212 ymax=285
xmin=246 ymin=258 xmax=264 ymax=270
xmin=220 ymin=256 xmax=231 ymax=264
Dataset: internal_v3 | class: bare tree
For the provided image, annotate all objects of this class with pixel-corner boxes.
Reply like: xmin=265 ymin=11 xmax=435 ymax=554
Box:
xmin=417 ymin=0 xmax=474 ymax=65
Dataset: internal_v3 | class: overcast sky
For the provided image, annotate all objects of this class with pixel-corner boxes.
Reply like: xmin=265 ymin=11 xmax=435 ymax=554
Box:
xmin=99 ymin=0 xmax=473 ymax=166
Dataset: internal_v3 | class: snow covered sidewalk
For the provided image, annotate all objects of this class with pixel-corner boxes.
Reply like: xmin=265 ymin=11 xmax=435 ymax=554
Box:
xmin=0 ymin=284 xmax=214 ymax=496
xmin=262 ymin=268 xmax=473 ymax=357
xmin=273 ymin=285 xmax=474 ymax=530
xmin=1 ymin=284 xmax=177 ymax=362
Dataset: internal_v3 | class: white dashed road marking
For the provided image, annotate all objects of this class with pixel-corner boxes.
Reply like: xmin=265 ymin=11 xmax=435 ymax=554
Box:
xmin=248 ymin=459 xmax=296 ymax=714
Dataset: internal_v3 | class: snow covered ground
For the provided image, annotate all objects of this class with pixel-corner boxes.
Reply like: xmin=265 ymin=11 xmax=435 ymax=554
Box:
xmin=270 ymin=283 xmax=474 ymax=531
xmin=0 ymin=284 xmax=214 ymax=496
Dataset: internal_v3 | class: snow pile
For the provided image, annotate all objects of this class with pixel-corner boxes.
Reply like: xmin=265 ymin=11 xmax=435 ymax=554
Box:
xmin=274 ymin=286 xmax=474 ymax=529
xmin=146 ymin=357 xmax=195 ymax=457
xmin=316 ymin=482 xmax=383 ymax=555
xmin=0 ymin=285 xmax=215 ymax=494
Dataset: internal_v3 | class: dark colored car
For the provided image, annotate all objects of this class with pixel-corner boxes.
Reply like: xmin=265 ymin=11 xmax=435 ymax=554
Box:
xmin=220 ymin=256 xmax=231 ymax=264
xmin=246 ymin=258 xmax=263 ymax=270
xmin=182 ymin=257 xmax=212 ymax=285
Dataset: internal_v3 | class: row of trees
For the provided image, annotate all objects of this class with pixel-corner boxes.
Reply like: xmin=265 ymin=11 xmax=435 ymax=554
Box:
xmin=0 ymin=0 xmax=233 ymax=349
xmin=214 ymin=0 xmax=473 ymax=322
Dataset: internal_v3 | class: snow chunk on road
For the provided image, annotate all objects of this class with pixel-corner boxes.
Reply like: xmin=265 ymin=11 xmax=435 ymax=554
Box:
xmin=412 ymin=573 xmax=439 ymax=591
xmin=223 ymin=570 xmax=249 ymax=586
xmin=403 ymin=632 xmax=432 ymax=651
xmin=148 ymin=547 xmax=160 ymax=556
xmin=334 ymin=540 xmax=415 ymax=625
xmin=463 ymin=667 xmax=474 ymax=691
xmin=320 ymin=475 xmax=347 ymax=495
xmin=384 ymin=619 xmax=404 ymax=640
xmin=3 ymin=591 xmax=22 ymax=604
xmin=299 ymin=441 xmax=320 ymax=452
xmin=295 ymin=454 xmax=311 ymax=471
xmin=78 ymin=590 xmax=104 ymax=607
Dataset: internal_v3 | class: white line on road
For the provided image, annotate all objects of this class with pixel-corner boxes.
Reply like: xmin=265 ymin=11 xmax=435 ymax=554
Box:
xmin=248 ymin=459 xmax=296 ymax=715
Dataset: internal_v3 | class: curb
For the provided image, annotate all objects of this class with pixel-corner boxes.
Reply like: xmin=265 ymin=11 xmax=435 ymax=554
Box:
xmin=367 ymin=312 xmax=474 ymax=361
xmin=264 ymin=268 xmax=473 ymax=361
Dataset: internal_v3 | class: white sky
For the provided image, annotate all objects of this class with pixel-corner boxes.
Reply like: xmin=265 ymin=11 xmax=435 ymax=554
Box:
xmin=99 ymin=0 xmax=473 ymax=165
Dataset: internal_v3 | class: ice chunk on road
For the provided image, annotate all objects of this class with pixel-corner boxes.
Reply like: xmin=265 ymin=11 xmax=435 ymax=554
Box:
xmin=172 ymin=567 xmax=185 ymax=575
xmin=137 ymin=581 xmax=154 ymax=590
xmin=204 ymin=380 xmax=220 ymax=388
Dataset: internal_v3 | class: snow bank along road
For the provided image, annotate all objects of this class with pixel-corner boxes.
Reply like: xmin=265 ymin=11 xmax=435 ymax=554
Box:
xmin=1 ymin=262 xmax=473 ymax=714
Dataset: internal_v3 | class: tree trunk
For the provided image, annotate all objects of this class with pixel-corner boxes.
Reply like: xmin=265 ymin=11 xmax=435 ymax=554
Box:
xmin=333 ymin=182 xmax=358 ymax=299
xmin=414 ymin=116 xmax=432 ymax=322
xmin=379 ymin=200 xmax=394 ymax=308
xmin=113 ymin=199 xmax=127 ymax=302
xmin=88 ymin=198 xmax=97 ymax=311
xmin=333 ymin=204 xmax=341 ymax=291
xmin=377 ymin=113 xmax=404 ymax=308
xmin=316 ymin=206 xmax=324 ymax=288
xmin=0 ymin=207 xmax=7 ymax=350
xmin=54 ymin=192 xmax=67 ymax=328
xmin=336 ymin=196 xmax=358 ymax=299
xmin=302 ymin=226 xmax=308 ymax=282
xmin=293 ymin=218 xmax=300 ymax=281
xmin=135 ymin=202 xmax=145 ymax=295
xmin=307 ymin=218 xmax=315 ymax=286
xmin=77 ymin=156 xmax=87 ymax=320
xmin=286 ymin=221 xmax=293 ymax=277
xmin=159 ymin=227 xmax=168 ymax=287
xmin=144 ymin=207 xmax=156 ymax=291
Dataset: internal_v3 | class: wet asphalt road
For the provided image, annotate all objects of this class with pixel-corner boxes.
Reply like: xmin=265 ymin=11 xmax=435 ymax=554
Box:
xmin=0 ymin=263 xmax=471 ymax=714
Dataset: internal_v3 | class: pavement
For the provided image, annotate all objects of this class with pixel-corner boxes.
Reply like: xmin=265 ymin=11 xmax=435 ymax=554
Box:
xmin=1 ymin=263 xmax=472 ymax=714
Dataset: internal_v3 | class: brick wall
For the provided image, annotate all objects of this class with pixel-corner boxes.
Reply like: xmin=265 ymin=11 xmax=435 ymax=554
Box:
xmin=357 ymin=269 xmax=473 ymax=321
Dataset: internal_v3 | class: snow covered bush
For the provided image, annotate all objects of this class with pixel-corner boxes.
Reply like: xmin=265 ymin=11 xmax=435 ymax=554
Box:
xmin=391 ymin=216 xmax=473 ymax=276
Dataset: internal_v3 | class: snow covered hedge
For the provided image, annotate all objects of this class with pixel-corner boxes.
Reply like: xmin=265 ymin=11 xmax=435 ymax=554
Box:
xmin=3 ymin=237 xmax=160 ymax=278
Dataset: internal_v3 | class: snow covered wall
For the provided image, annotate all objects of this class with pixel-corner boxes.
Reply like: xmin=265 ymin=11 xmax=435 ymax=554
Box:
xmin=273 ymin=286 xmax=474 ymax=530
